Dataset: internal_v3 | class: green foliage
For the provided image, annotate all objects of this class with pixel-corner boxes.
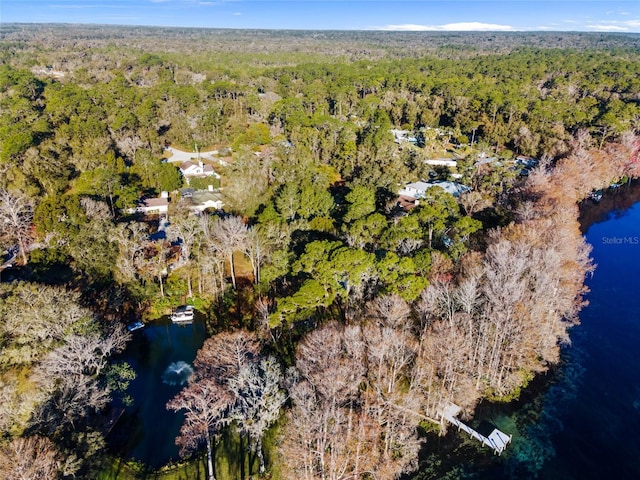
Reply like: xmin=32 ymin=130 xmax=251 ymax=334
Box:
xmin=344 ymin=212 xmax=386 ymax=250
xmin=343 ymin=185 xmax=376 ymax=223
xmin=28 ymin=247 xmax=73 ymax=283
xmin=232 ymin=122 xmax=271 ymax=150
xmin=131 ymin=151 xmax=182 ymax=193
xmin=34 ymin=193 xmax=85 ymax=237
xmin=188 ymin=176 xmax=220 ymax=191
xmin=272 ymin=240 xmax=377 ymax=325
xmin=138 ymin=53 xmax=164 ymax=68
xmin=105 ymin=362 xmax=136 ymax=406
xmin=412 ymin=187 xmax=461 ymax=248
xmin=5 ymin=27 xmax=640 ymax=478
xmin=298 ymin=181 xmax=334 ymax=219
xmin=0 ymin=124 xmax=34 ymax=163
xmin=376 ymin=252 xmax=428 ymax=301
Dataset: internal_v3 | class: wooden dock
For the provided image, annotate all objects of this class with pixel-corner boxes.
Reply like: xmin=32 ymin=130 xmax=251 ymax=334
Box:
xmin=439 ymin=403 xmax=511 ymax=455
xmin=102 ymin=407 xmax=125 ymax=438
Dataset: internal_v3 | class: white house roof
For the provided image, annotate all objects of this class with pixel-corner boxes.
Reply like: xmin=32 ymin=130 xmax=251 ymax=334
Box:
xmin=425 ymin=159 xmax=457 ymax=167
xmin=180 ymin=161 xmax=198 ymax=172
xmin=390 ymin=129 xmax=418 ymax=144
xmin=398 ymin=181 xmax=470 ymax=199
xmin=127 ymin=196 xmax=169 ymax=215
xmin=179 ymin=161 xmax=219 ymax=178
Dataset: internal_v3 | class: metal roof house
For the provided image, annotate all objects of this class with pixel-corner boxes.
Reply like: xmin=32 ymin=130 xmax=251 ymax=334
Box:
xmin=398 ymin=181 xmax=470 ymax=199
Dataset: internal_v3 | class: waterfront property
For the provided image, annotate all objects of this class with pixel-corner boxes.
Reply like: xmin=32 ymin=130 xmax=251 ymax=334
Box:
xmin=170 ymin=305 xmax=195 ymax=324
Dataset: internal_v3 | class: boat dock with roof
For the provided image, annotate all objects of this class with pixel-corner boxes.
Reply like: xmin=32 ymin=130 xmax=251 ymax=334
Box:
xmin=170 ymin=305 xmax=195 ymax=324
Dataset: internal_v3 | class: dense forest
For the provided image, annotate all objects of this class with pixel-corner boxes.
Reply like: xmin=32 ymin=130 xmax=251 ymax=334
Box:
xmin=1 ymin=25 xmax=639 ymax=479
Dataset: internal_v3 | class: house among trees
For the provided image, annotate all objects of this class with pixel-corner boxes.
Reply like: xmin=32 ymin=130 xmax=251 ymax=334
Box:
xmin=398 ymin=180 xmax=471 ymax=200
xmin=425 ymin=159 xmax=458 ymax=168
xmin=390 ymin=129 xmax=418 ymax=144
xmin=128 ymin=193 xmax=169 ymax=216
xmin=179 ymin=159 xmax=220 ymax=182
xmin=182 ymin=186 xmax=224 ymax=213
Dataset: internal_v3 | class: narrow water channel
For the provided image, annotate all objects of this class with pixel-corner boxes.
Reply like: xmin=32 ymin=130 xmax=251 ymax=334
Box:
xmin=108 ymin=316 xmax=207 ymax=469
xmin=413 ymin=184 xmax=640 ymax=479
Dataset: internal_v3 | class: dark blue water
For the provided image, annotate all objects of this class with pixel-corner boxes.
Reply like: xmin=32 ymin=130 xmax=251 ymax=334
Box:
xmin=414 ymin=188 xmax=640 ymax=479
xmin=108 ymin=316 xmax=207 ymax=469
xmin=532 ymin=201 xmax=640 ymax=479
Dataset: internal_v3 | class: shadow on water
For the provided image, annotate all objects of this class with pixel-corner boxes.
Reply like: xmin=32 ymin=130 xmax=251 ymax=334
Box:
xmin=107 ymin=315 xmax=207 ymax=470
xmin=579 ymin=180 xmax=640 ymax=231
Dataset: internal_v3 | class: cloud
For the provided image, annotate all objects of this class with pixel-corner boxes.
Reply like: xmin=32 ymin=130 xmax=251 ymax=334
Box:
xmin=621 ymin=20 xmax=640 ymax=28
xmin=585 ymin=19 xmax=640 ymax=32
xmin=586 ymin=24 xmax=629 ymax=32
xmin=232 ymin=12 xmax=241 ymax=16
xmin=375 ymin=22 xmax=516 ymax=32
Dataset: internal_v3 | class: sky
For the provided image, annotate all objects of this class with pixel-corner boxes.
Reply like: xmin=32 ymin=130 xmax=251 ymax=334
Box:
xmin=2 ymin=0 xmax=640 ymax=32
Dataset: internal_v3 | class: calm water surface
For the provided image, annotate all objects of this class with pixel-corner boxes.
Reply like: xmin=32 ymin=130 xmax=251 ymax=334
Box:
xmin=416 ymin=188 xmax=640 ymax=479
xmin=108 ymin=316 xmax=207 ymax=469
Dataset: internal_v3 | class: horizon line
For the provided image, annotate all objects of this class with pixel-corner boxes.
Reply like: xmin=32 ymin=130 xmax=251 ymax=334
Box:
xmin=3 ymin=22 xmax=640 ymax=34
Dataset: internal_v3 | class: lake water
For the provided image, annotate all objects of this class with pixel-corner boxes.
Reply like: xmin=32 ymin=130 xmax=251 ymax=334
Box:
xmin=413 ymin=185 xmax=640 ymax=479
xmin=108 ymin=316 xmax=207 ymax=469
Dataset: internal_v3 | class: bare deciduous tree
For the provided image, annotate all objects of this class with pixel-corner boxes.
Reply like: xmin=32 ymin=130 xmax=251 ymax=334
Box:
xmin=0 ymin=189 xmax=34 ymax=264
xmin=242 ymin=226 xmax=269 ymax=284
xmin=210 ymin=216 xmax=248 ymax=290
xmin=229 ymin=356 xmax=286 ymax=474
xmin=194 ymin=330 xmax=260 ymax=381
xmin=0 ymin=436 xmax=61 ymax=480
xmin=281 ymin=320 xmax=421 ymax=479
xmin=171 ymin=213 xmax=204 ymax=297
xmin=135 ymin=241 xmax=169 ymax=298
xmin=0 ymin=283 xmax=92 ymax=367
xmin=113 ymin=222 xmax=148 ymax=283
xmin=35 ymin=327 xmax=130 ymax=432
xmin=167 ymin=378 xmax=233 ymax=480
xmin=169 ymin=329 xmax=285 ymax=477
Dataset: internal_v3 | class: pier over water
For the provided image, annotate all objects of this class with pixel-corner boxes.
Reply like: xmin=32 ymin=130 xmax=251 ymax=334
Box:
xmin=439 ymin=403 xmax=511 ymax=455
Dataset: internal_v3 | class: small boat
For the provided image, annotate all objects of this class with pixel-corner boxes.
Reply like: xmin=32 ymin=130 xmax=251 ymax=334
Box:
xmin=127 ymin=320 xmax=145 ymax=332
xmin=170 ymin=305 xmax=195 ymax=324
xmin=589 ymin=190 xmax=603 ymax=203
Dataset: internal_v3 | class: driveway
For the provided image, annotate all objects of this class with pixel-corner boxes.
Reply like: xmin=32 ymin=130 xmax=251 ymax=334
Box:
xmin=164 ymin=146 xmax=218 ymax=163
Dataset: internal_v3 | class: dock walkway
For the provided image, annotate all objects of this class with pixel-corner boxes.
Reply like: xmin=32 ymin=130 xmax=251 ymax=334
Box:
xmin=440 ymin=403 xmax=511 ymax=455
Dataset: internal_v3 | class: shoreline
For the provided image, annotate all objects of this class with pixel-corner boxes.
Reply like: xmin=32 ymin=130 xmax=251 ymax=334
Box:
xmin=408 ymin=177 xmax=640 ymax=479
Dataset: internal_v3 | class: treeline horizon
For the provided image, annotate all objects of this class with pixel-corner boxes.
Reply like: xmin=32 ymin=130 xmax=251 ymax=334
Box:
xmin=0 ymin=25 xmax=639 ymax=479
